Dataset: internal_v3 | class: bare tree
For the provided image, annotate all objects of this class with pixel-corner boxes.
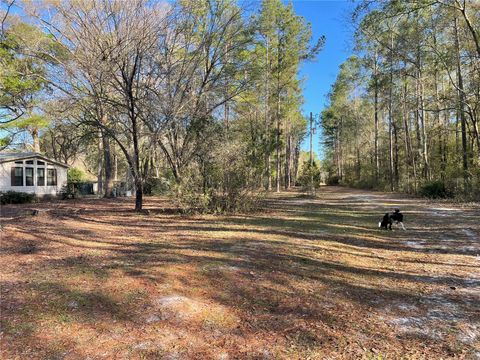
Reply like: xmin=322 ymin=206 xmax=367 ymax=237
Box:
xmin=31 ymin=0 xmax=168 ymax=210
xmin=146 ymin=0 xmax=253 ymax=182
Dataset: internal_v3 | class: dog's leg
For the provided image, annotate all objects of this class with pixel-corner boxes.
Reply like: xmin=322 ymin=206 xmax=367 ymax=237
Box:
xmin=400 ymin=222 xmax=406 ymax=231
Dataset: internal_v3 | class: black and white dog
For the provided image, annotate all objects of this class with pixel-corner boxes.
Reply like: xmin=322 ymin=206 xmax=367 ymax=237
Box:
xmin=379 ymin=208 xmax=406 ymax=230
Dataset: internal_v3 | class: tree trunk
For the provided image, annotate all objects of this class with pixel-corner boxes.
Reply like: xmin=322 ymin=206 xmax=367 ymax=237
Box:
xmin=97 ymin=131 xmax=103 ymax=195
xmin=31 ymin=127 xmax=40 ymax=153
xmin=275 ymin=61 xmax=281 ymax=193
xmin=373 ymin=50 xmax=379 ymax=181
xmin=441 ymin=111 xmax=448 ymax=180
xmin=113 ymin=153 xmax=118 ymax=182
xmin=456 ymin=0 xmax=480 ymax=59
xmin=402 ymin=78 xmax=414 ymax=192
xmin=285 ymin=133 xmax=291 ymax=189
xmin=275 ymin=111 xmax=281 ymax=193
xmin=393 ymin=122 xmax=399 ymax=189
xmin=419 ymin=74 xmax=429 ymax=179
xmin=388 ymin=36 xmax=394 ymax=191
xmin=264 ymin=35 xmax=272 ymax=191
xmin=454 ymin=14 xmax=469 ymax=191
xmin=102 ymin=132 xmax=113 ymax=197
xmin=135 ymin=178 xmax=143 ymax=211
xmin=130 ymin=105 xmax=142 ymax=210
xmin=388 ymin=113 xmax=394 ymax=191
xmin=338 ymin=117 xmax=343 ymax=180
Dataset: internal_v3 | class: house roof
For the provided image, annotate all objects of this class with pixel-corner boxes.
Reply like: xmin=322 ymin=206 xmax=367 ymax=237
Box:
xmin=0 ymin=152 xmax=69 ymax=168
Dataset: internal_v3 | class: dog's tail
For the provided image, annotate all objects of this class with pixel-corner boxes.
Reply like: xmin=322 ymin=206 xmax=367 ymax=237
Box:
xmin=378 ymin=221 xmax=382 ymax=228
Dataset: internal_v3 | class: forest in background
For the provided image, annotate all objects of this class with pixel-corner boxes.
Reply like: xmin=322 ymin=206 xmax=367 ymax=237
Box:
xmin=322 ymin=0 xmax=480 ymax=199
xmin=0 ymin=0 xmax=324 ymax=210
xmin=3 ymin=0 xmax=480 ymax=210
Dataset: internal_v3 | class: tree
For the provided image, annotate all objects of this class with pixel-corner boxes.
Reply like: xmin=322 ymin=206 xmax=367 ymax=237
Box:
xmin=258 ymin=0 xmax=324 ymax=192
xmin=323 ymin=0 xmax=480 ymax=197
xmin=0 ymin=8 xmax=60 ymax=150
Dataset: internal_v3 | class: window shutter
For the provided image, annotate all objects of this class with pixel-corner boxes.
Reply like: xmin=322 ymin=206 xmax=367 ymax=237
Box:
xmin=54 ymin=169 xmax=57 ymax=186
xmin=11 ymin=167 xmax=15 ymax=186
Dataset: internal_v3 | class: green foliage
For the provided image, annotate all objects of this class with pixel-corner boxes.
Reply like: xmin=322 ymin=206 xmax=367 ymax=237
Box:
xmin=419 ymin=181 xmax=452 ymax=199
xmin=298 ymin=160 xmax=321 ymax=191
xmin=2 ymin=0 xmax=320 ymax=211
xmin=326 ymin=175 xmax=340 ymax=186
xmin=172 ymin=136 xmax=263 ymax=214
xmin=174 ymin=185 xmax=261 ymax=215
xmin=0 ymin=191 xmax=36 ymax=205
xmin=0 ymin=19 xmax=65 ymax=148
xmin=143 ymin=177 xmax=171 ymax=196
xmin=350 ymin=178 xmax=376 ymax=190
xmin=322 ymin=0 xmax=480 ymax=199
xmin=67 ymin=168 xmax=85 ymax=182
xmin=15 ymin=114 xmax=49 ymax=130
xmin=59 ymin=184 xmax=79 ymax=200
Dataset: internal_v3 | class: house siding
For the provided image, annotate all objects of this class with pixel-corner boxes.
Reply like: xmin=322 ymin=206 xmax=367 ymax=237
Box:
xmin=0 ymin=159 xmax=67 ymax=196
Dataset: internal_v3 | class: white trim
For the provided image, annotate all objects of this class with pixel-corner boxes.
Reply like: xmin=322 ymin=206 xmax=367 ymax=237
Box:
xmin=0 ymin=153 xmax=68 ymax=168
xmin=0 ymin=159 xmax=67 ymax=196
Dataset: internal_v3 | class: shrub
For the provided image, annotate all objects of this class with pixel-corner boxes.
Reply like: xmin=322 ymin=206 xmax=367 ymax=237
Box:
xmin=143 ymin=177 xmax=171 ymax=195
xmin=209 ymin=189 xmax=261 ymax=214
xmin=419 ymin=180 xmax=452 ymax=199
xmin=171 ymin=142 xmax=262 ymax=214
xmin=298 ymin=161 xmax=321 ymax=192
xmin=326 ymin=175 xmax=340 ymax=186
xmin=173 ymin=176 xmax=260 ymax=214
xmin=175 ymin=189 xmax=211 ymax=213
xmin=67 ymin=167 xmax=85 ymax=182
xmin=59 ymin=184 xmax=79 ymax=199
xmin=0 ymin=191 xmax=36 ymax=205
xmin=352 ymin=178 xmax=376 ymax=190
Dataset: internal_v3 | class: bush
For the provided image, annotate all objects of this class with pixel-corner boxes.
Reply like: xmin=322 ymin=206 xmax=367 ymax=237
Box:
xmin=174 ymin=189 xmax=211 ymax=213
xmin=171 ymin=141 xmax=262 ymax=214
xmin=0 ymin=191 xmax=36 ymax=205
xmin=173 ymin=175 xmax=261 ymax=214
xmin=179 ymin=190 xmax=260 ymax=214
xmin=352 ymin=178 xmax=376 ymax=190
xmin=67 ymin=167 xmax=85 ymax=182
xmin=59 ymin=184 xmax=79 ymax=199
xmin=298 ymin=161 xmax=321 ymax=192
xmin=143 ymin=177 xmax=171 ymax=195
xmin=326 ymin=175 xmax=340 ymax=186
xmin=419 ymin=180 xmax=452 ymax=199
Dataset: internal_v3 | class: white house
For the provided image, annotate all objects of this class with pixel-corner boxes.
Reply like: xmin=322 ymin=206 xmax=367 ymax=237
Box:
xmin=0 ymin=152 xmax=68 ymax=196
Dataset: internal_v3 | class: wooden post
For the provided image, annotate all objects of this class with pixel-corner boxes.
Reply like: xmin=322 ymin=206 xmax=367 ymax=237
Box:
xmin=310 ymin=112 xmax=313 ymax=167
xmin=310 ymin=112 xmax=315 ymax=195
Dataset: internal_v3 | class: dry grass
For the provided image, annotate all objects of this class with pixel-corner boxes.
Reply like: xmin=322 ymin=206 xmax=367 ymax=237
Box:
xmin=0 ymin=187 xmax=479 ymax=359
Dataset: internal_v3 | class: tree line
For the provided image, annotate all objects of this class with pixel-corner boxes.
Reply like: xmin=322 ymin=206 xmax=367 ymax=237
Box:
xmin=321 ymin=0 xmax=480 ymax=199
xmin=1 ymin=0 xmax=324 ymax=210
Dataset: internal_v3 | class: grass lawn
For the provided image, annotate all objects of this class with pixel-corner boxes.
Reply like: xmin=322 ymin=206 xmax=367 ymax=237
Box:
xmin=1 ymin=186 xmax=479 ymax=359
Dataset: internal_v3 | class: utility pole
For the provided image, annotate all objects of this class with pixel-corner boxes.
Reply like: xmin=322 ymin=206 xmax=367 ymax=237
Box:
xmin=309 ymin=112 xmax=316 ymax=195
xmin=309 ymin=112 xmax=314 ymax=166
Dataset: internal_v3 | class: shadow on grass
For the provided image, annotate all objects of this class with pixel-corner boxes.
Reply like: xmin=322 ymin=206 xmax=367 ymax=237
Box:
xmin=1 ymin=188 xmax=478 ymax=358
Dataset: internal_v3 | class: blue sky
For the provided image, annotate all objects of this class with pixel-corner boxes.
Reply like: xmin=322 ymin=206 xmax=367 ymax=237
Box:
xmin=290 ymin=0 xmax=354 ymax=159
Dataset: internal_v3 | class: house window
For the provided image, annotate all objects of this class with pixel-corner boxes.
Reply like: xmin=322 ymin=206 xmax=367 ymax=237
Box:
xmin=11 ymin=167 xmax=23 ymax=186
xmin=15 ymin=161 xmax=23 ymax=164
xmin=26 ymin=160 xmax=34 ymax=164
xmin=37 ymin=168 xmax=45 ymax=186
xmin=47 ymin=169 xmax=57 ymax=186
xmin=25 ymin=167 xmax=34 ymax=186
xmin=37 ymin=161 xmax=45 ymax=165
